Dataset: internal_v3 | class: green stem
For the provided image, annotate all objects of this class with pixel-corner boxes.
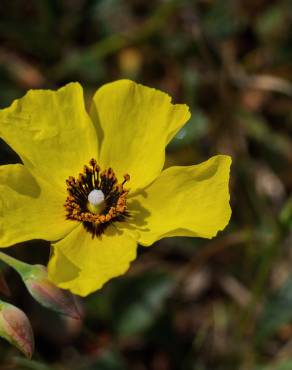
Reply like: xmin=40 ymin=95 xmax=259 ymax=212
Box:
xmin=0 ymin=251 xmax=31 ymax=276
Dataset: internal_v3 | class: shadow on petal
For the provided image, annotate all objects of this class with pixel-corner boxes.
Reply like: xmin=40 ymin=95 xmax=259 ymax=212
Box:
xmin=48 ymin=247 xmax=81 ymax=286
xmin=124 ymin=197 xmax=151 ymax=233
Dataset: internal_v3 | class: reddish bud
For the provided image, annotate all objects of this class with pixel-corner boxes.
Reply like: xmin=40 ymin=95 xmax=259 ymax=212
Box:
xmin=0 ymin=300 xmax=34 ymax=358
xmin=23 ymin=265 xmax=80 ymax=320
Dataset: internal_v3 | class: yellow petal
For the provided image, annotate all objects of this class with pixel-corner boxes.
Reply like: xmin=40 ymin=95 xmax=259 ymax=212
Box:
xmin=48 ymin=224 xmax=138 ymax=296
xmin=0 ymin=83 xmax=98 ymax=190
xmin=90 ymin=80 xmax=190 ymax=192
xmin=0 ymin=164 xmax=76 ymax=247
xmin=129 ymin=155 xmax=232 ymax=245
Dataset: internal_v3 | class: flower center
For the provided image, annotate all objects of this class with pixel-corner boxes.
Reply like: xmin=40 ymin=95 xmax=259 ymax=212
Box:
xmin=64 ymin=159 xmax=130 ymax=237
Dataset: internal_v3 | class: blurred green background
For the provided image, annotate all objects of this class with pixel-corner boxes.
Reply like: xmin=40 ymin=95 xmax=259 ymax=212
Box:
xmin=0 ymin=0 xmax=292 ymax=369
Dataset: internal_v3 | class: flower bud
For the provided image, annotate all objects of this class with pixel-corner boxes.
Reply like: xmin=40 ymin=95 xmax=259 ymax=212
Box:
xmin=22 ymin=265 xmax=80 ymax=320
xmin=0 ymin=300 xmax=34 ymax=358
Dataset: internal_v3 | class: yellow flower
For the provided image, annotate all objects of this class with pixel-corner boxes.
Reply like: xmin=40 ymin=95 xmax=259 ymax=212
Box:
xmin=0 ymin=80 xmax=231 ymax=296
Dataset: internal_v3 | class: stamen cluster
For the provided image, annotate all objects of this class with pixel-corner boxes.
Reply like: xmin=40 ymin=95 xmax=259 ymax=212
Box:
xmin=65 ymin=159 xmax=130 ymax=237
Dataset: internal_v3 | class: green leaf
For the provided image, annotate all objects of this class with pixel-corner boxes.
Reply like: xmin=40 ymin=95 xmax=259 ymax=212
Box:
xmin=79 ymin=349 xmax=128 ymax=370
xmin=12 ymin=357 xmax=57 ymax=370
xmin=280 ymin=197 xmax=292 ymax=228
xmin=255 ymin=4 xmax=287 ymax=41
xmin=255 ymin=360 xmax=292 ymax=370
xmin=112 ymin=271 xmax=175 ymax=337
xmin=203 ymin=0 xmax=245 ymax=39
xmin=256 ymin=277 xmax=292 ymax=344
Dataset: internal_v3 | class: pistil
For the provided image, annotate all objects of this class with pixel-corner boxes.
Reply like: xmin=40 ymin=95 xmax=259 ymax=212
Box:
xmin=87 ymin=189 xmax=105 ymax=214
